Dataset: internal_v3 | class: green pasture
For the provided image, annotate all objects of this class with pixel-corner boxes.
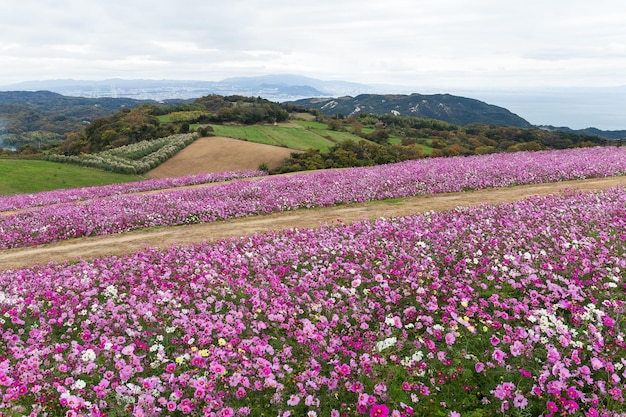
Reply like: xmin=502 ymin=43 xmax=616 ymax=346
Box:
xmin=208 ymin=123 xmax=364 ymax=152
xmin=206 ymin=121 xmax=432 ymax=155
xmin=0 ymin=159 xmax=141 ymax=195
xmin=291 ymin=120 xmax=330 ymax=130
xmin=157 ymin=115 xmax=174 ymax=123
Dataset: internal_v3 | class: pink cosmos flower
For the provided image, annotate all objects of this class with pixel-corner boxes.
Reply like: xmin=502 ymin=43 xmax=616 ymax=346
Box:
xmin=166 ymin=401 xmax=177 ymax=412
xmin=287 ymin=394 xmax=300 ymax=406
xmin=547 ymin=401 xmax=558 ymax=413
xmin=586 ymin=407 xmax=599 ymax=417
xmin=370 ymin=404 xmax=390 ymax=417
xmin=509 ymin=340 xmax=523 ymax=356
xmin=567 ymin=387 xmax=580 ymax=399
xmin=339 ymin=363 xmax=351 ymax=375
xmin=590 ymin=357 xmax=603 ymax=370
xmin=513 ymin=393 xmax=528 ymax=409
xmin=492 ymin=382 xmax=515 ymax=400
xmin=219 ymin=407 xmax=234 ymax=417
xmin=492 ymin=348 xmax=506 ymax=364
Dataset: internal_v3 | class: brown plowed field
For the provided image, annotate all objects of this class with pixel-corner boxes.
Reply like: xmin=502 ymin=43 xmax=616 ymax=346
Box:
xmin=1 ymin=176 xmax=624 ymax=271
xmin=146 ymin=136 xmax=296 ymax=179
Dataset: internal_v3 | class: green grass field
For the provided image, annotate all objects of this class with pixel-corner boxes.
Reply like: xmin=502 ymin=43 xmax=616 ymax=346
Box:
xmin=0 ymin=159 xmax=141 ymax=196
xmin=206 ymin=122 xmax=436 ymax=156
xmin=208 ymin=123 xmax=359 ymax=152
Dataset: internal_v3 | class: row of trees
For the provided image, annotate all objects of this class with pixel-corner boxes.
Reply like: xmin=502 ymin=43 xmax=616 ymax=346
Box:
xmin=273 ymin=139 xmax=424 ymax=173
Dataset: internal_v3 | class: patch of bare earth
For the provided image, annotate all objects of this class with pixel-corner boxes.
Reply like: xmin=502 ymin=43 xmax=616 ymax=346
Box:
xmin=145 ymin=136 xmax=296 ymax=179
xmin=0 ymin=176 xmax=623 ymax=271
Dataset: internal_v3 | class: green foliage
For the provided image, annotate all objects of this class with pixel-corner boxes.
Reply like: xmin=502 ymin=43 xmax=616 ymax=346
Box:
xmin=0 ymin=159 xmax=139 ymax=195
xmin=258 ymin=161 xmax=270 ymax=173
xmin=273 ymin=139 xmax=424 ymax=173
xmin=193 ymin=95 xmax=289 ymax=124
xmin=0 ymin=91 xmax=168 ymax=150
xmin=67 ymin=105 xmax=177 ymax=154
xmin=322 ymin=113 xmax=606 ymax=155
xmin=157 ymin=111 xmax=206 ymax=123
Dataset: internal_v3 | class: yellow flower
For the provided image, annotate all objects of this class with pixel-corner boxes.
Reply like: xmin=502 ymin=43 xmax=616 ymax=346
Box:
xmin=218 ymin=338 xmax=227 ymax=346
xmin=199 ymin=349 xmax=209 ymax=357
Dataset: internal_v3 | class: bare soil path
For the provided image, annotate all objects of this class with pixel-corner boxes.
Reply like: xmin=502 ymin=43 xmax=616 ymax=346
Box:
xmin=146 ymin=136 xmax=296 ymax=179
xmin=1 ymin=176 xmax=623 ymax=271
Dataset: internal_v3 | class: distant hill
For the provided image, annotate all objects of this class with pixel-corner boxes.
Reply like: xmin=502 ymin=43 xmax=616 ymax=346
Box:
xmin=0 ymin=91 xmax=170 ymax=149
xmin=539 ymin=125 xmax=626 ymax=140
xmin=288 ymin=93 xmax=533 ymax=128
xmin=0 ymin=90 xmax=160 ymax=117
xmin=1 ymin=76 xmax=335 ymax=102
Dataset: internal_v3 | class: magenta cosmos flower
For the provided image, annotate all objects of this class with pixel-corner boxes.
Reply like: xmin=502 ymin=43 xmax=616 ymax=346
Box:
xmin=370 ymin=404 xmax=390 ymax=417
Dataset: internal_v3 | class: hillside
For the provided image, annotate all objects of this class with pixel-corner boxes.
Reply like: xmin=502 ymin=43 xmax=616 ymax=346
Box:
xmin=289 ymin=93 xmax=533 ymax=127
xmin=540 ymin=125 xmax=626 ymax=140
xmin=0 ymin=91 xmax=178 ymax=149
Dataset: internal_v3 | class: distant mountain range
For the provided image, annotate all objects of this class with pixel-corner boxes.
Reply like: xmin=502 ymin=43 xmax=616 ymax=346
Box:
xmin=1 ymin=75 xmax=625 ymax=138
xmin=0 ymin=75 xmax=371 ymax=102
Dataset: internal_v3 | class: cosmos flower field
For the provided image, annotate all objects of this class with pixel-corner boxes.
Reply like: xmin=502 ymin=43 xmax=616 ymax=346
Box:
xmin=0 ymin=170 xmax=267 ymax=213
xmin=2 ymin=147 xmax=626 ymax=250
xmin=0 ymin=147 xmax=625 ymax=416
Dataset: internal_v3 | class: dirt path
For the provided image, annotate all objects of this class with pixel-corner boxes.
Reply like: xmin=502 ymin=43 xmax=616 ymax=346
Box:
xmin=1 ymin=176 xmax=623 ymax=271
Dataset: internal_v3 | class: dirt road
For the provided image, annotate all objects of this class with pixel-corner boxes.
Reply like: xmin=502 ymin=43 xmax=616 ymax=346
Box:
xmin=1 ymin=176 xmax=623 ymax=271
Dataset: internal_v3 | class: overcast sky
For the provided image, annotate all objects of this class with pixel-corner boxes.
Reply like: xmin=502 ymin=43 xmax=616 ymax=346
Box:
xmin=1 ymin=0 xmax=625 ymax=90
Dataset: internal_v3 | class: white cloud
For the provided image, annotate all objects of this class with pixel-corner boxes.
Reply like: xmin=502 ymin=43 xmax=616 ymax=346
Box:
xmin=0 ymin=0 xmax=625 ymax=88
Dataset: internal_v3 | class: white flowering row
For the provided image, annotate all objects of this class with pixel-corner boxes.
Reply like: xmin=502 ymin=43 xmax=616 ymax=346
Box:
xmin=47 ymin=133 xmax=199 ymax=174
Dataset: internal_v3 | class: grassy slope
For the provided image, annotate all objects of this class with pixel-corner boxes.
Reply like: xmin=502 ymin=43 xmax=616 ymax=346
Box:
xmin=0 ymin=159 xmax=141 ymax=195
xmin=208 ymin=121 xmax=368 ymax=152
